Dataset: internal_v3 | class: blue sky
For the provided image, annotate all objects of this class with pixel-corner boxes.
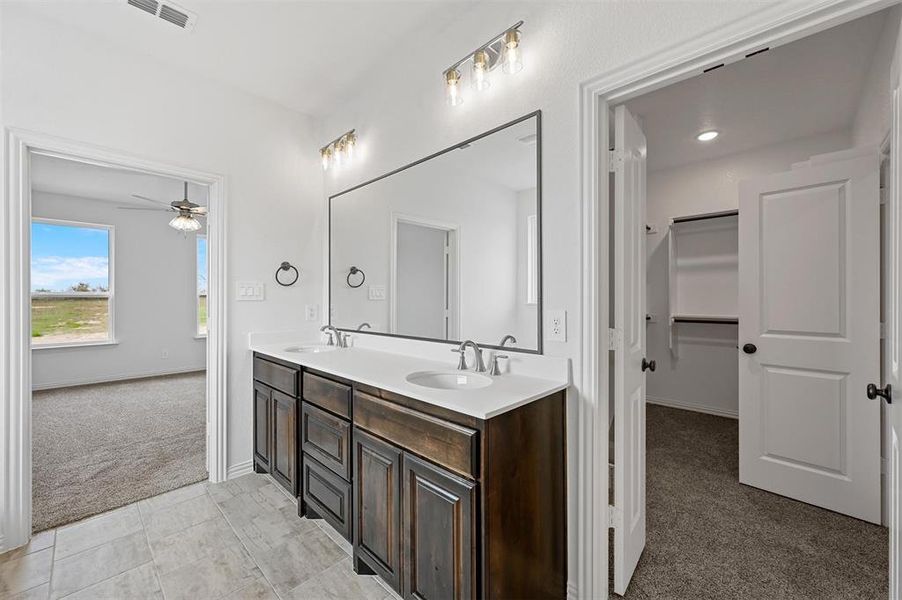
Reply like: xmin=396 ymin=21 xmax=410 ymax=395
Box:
xmin=31 ymin=222 xmax=109 ymax=292
xmin=197 ymin=236 xmax=207 ymax=294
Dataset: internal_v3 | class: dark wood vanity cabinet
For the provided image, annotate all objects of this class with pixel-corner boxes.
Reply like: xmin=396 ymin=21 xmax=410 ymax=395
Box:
xmin=251 ymin=353 xmax=566 ymax=599
xmin=252 ymin=356 xmax=299 ymax=496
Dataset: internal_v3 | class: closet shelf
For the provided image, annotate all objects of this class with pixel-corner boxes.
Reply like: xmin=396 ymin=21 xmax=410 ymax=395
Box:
xmin=671 ymin=314 xmax=738 ymax=325
xmin=671 ymin=209 xmax=738 ymax=225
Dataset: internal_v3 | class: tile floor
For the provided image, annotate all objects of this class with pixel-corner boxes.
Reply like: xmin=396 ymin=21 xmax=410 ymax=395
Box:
xmin=0 ymin=474 xmax=398 ymax=600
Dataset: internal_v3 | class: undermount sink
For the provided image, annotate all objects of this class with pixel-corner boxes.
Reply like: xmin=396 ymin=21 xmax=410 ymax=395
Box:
xmin=405 ymin=370 xmax=492 ymax=391
xmin=283 ymin=345 xmax=336 ymax=354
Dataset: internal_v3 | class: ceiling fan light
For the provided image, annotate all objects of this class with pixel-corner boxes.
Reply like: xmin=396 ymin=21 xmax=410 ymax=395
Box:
xmin=169 ymin=214 xmax=202 ymax=232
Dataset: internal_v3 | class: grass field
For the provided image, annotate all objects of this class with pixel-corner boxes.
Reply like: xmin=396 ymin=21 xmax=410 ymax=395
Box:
xmin=198 ymin=294 xmax=207 ymax=335
xmin=31 ymin=297 xmax=109 ymax=345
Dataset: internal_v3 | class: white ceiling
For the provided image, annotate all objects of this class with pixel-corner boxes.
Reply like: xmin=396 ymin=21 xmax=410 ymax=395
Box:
xmin=31 ymin=154 xmax=208 ymax=208
xmin=625 ymin=9 xmax=887 ymax=171
xmin=19 ymin=0 xmax=475 ymax=117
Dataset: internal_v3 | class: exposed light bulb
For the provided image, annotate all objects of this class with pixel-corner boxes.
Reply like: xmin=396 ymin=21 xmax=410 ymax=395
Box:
xmin=321 ymin=146 xmax=332 ymax=170
xmin=472 ymin=50 xmax=490 ymax=91
xmin=169 ymin=214 xmax=202 ymax=233
xmin=334 ymin=139 xmax=345 ymax=169
xmin=445 ymin=69 xmax=463 ymax=106
xmin=502 ymin=30 xmax=522 ymax=74
xmin=697 ymin=130 xmax=719 ymax=142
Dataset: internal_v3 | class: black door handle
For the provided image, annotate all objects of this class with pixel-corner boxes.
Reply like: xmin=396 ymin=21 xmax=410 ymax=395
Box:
xmin=641 ymin=358 xmax=656 ymax=372
xmin=867 ymin=383 xmax=892 ymax=403
xmin=742 ymin=343 xmax=757 ymax=355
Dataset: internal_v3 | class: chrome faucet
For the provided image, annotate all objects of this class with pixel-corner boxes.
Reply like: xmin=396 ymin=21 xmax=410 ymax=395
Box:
xmin=452 ymin=340 xmax=486 ymax=372
xmin=320 ymin=325 xmax=345 ymax=347
xmin=499 ymin=334 xmax=517 ymax=347
xmin=357 ymin=322 xmax=372 ymax=331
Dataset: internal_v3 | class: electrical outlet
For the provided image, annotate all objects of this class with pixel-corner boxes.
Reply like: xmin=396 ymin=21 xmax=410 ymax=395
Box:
xmin=547 ymin=310 xmax=566 ymax=342
xmin=305 ymin=305 xmax=318 ymax=321
xmin=161 ymin=349 xmax=169 ymax=359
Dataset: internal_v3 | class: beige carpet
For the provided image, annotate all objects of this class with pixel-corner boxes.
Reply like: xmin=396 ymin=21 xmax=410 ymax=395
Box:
xmin=32 ymin=371 xmax=207 ymax=532
xmin=616 ymin=405 xmax=888 ymax=599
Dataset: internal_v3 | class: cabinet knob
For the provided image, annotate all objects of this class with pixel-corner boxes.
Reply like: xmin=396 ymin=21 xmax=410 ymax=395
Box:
xmin=641 ymin=358 xmax=656 ymax=372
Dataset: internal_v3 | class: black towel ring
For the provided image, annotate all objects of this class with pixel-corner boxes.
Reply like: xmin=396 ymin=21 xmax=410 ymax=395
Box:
xmin=275 ymin=262 xmax=299 ymax=287
xmin=347 ymin=266 xmax=366 ymax=288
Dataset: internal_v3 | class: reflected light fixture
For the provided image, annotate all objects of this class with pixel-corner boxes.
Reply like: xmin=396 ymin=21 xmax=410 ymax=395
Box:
xmin=442 ymin=21 xmax=524 ymax=107
xmin=697 ymin=130 xmax=719 ymax=142
xmin=320 ymin=129 xmax=357 ymax=171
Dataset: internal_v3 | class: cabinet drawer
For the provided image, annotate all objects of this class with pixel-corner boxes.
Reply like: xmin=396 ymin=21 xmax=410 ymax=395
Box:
xmin=303 ymin=456 xmax=352 ymax=541
xmin=301 ymin=402 xmax=351 ymax=480
xmin=253 ymin=357 xmax=298 ymax=397
xmin=303 ymin=372 xmax=351 ymax=419
xmin=354 ymin=391 xmax=478 ymax=480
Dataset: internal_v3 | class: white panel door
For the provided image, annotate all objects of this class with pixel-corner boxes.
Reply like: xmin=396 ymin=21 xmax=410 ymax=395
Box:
xmin=887 ymin=31 xmax=902 ymax=600
xmin=613 ymin=104 xmax=648 ymax=595
xmin=738 ymin=154 xmax=881 ymax=524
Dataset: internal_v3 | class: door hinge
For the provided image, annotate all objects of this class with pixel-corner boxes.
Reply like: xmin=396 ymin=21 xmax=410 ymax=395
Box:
xmin=609 ymin=150 xmax=624 ymax=173
xmin=608 ymin=505 xmax=622 ymax=529
xmin=608 ymin=328 xmax=622 ymax=351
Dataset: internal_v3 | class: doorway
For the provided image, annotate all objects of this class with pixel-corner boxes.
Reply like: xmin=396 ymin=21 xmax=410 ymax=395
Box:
xmin=598 ymin=4 xmax=899 ymax=598
xmin=0 ymin=131 xmax=228 ymax=552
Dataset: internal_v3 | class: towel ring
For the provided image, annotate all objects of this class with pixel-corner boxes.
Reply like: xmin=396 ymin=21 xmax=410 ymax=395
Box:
xmin=347 ymin=266 xmax=366 ymax=288
xmin=275 ymin=262 xmax=299 ymax=287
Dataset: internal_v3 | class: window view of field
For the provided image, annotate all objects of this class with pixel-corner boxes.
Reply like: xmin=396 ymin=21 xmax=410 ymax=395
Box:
xmin=31 ymin=220 xmax=112 ymax=346
xmin=32 ymin=295 xmax=110 ymax=345
xmin=197 ymin=236 xmax=208 ymax=336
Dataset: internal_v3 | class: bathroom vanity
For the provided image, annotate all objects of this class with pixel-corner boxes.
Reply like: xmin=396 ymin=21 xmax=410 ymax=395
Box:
xmin=249 ymin=343 xmax=567 ymax=600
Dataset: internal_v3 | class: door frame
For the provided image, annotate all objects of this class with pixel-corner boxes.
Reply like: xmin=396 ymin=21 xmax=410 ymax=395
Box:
xmin=389 ymin=212 xmax=460 ymax=339
xmin=1 ymin=128 xmax=229 ymax=552
xmin=577 ymin=0 xmax=896 ymax=597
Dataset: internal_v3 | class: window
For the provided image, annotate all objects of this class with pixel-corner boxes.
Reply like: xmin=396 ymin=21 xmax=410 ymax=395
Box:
xmin=31 ymin=219 xmax=113 ymax=347
xmin=197 ymin=234 xmax=208 ymax=336
xmin=526 ymin=214 xmax=538 ymax=305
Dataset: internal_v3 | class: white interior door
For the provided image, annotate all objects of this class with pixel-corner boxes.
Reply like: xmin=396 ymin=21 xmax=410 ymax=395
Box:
xmin=738 ymin=154 xmax=881 ymax=524
xmin=887 ymin=30 xmax=902 ymax=600
xmin=612 ymin=104 xmax=647 ymax=595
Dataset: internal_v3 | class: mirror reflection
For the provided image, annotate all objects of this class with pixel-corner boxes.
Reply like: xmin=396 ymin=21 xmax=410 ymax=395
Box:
xmin=330 ymin=113 xmax=541 ymax=352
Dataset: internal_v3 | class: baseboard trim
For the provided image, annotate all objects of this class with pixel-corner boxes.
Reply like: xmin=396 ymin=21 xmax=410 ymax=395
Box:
xmin=227 ymin=460 xmax=254 ymax=480
xmin=31 ymin=367 xmax=206 ymax=391
xmin=647 ymin=395 xmax=738 ymax=419
xmin=566 ymin=581 xmax=578 ymax=600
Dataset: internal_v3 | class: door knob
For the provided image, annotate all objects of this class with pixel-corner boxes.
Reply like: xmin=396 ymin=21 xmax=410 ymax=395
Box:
xmin=867 ymin=383 xmax=893 ymax=403
xmin=641 ymin=358 xmax=656 ymax=372
xmin=742 ymin=343 xmax=757 ymax=355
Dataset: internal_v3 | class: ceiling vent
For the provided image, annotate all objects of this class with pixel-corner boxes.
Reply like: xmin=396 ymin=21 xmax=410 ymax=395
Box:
xmin=126 ymin=0 xmax=197 ymax=31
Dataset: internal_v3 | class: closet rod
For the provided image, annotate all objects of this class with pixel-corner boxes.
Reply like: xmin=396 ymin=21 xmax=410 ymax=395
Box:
xmin=672 ymin=316 xmax=738 ymax=325
xmin=672 ymin=209 xmax=738 ymax=224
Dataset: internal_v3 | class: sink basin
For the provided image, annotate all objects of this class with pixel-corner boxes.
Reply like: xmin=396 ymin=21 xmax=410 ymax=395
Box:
xmin=283 ymin=345 xmax=336 ymax=354
xmin=405 ymin=370 xmax=492 ymax=391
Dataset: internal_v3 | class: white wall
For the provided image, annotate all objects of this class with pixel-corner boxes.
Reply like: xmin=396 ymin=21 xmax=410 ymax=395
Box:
xmin=31 ymin=191 xmax=206 ymax=389
xmin=853 ymin=5 xmax=901 ymax=148
xmin=1 ymin=6 xmax=324 ymax=474
xmin=645 ymin=130 xmax=852 ymax=417
xmin=315 ymin=0 xmax=785 ymax=588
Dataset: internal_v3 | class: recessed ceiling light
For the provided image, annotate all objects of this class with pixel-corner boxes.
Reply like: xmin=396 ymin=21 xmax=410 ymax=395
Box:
xmin=697 ymin=130 xmax=719 ymax=142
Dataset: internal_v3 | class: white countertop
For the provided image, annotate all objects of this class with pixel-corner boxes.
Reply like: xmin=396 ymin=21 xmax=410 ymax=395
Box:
xmin=249 ymin=341 xmax=569 ymax=420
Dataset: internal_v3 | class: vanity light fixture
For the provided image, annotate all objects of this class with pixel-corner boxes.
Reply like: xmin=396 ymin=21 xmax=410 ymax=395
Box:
xmin=320 ymin=129 xmax=357 ymax=171
xmin=697 ymin=130 xmax=719 ymax=142
xmin=443 ymin=21 xmax=524 ymax=107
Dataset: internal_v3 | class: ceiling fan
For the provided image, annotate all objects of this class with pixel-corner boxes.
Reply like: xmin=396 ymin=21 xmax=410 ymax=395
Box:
xmin=118 ymin=182 xmax=207 ymax=232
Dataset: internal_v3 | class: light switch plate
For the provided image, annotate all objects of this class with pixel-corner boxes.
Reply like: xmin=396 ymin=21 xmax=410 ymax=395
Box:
xmin=305 ymin=305 xmax=318 ymax=321
xmin=369 ymin=285 xmax=386 ymax=301
xmin=547 ymin=310 xmax=566 ymax=342
xmin=236 ymin=281 xmax=265 ymax=301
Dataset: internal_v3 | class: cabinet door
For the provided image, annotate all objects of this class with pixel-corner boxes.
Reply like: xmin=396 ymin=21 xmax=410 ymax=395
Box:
xmin=402 ymin=453 xmax=476 ymax=600
xmin=271 ymin=389 xmax=298 ymax=495
xmin=253 ymin=383 xmax=272 ymax=471
xmin=354 ymin=428 xmax=402 ymax=592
